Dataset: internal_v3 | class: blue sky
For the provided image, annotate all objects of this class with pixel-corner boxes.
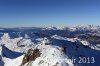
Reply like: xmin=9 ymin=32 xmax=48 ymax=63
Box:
xmin=0 ymin=0 xmax=100 ymax=27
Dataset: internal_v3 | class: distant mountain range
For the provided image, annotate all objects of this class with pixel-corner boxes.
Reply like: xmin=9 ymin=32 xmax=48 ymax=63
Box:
xmin=0 ymin=25 xmax=100 ymax=66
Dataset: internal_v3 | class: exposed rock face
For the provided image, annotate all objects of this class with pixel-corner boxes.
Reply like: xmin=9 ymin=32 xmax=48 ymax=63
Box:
xmin=20 ymin=49 xmax=41 ymax=66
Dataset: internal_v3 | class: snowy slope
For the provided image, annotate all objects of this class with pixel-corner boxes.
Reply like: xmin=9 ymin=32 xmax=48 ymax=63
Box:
xmin=0 ymin=26 xmax=99 ymax=66
xmin=5 ymin=55 xmax=24 ymax=66
xmin=5 ymin=44 xmax=73 ymax=66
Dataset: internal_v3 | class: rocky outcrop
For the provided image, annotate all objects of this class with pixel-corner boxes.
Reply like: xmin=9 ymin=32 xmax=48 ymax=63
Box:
xmin=20 ymin=48 xmax=41 ymax=66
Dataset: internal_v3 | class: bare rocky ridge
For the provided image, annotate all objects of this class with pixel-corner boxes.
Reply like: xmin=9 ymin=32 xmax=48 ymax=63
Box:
xmin=20 ymin=49 xmax=41 ymax=66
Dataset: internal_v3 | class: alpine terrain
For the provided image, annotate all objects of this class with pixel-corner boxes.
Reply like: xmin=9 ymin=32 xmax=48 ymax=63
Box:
xmin=0 ymin=25 xmax=100 ymax=66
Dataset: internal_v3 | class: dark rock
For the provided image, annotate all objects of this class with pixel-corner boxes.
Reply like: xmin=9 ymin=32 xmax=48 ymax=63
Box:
xmin=20 ymin=48 xmax=41 ymax=66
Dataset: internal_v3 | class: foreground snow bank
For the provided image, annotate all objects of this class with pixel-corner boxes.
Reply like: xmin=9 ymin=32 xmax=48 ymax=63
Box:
xmin=5 ymin=44 xmax=73 ymax=66
xmin=5 ymin=55 xmax=24 ymax=66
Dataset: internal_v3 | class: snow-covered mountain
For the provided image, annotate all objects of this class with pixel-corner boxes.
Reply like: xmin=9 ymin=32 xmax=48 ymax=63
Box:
xmin=0 ymin=25 xmax=100 ymax=66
